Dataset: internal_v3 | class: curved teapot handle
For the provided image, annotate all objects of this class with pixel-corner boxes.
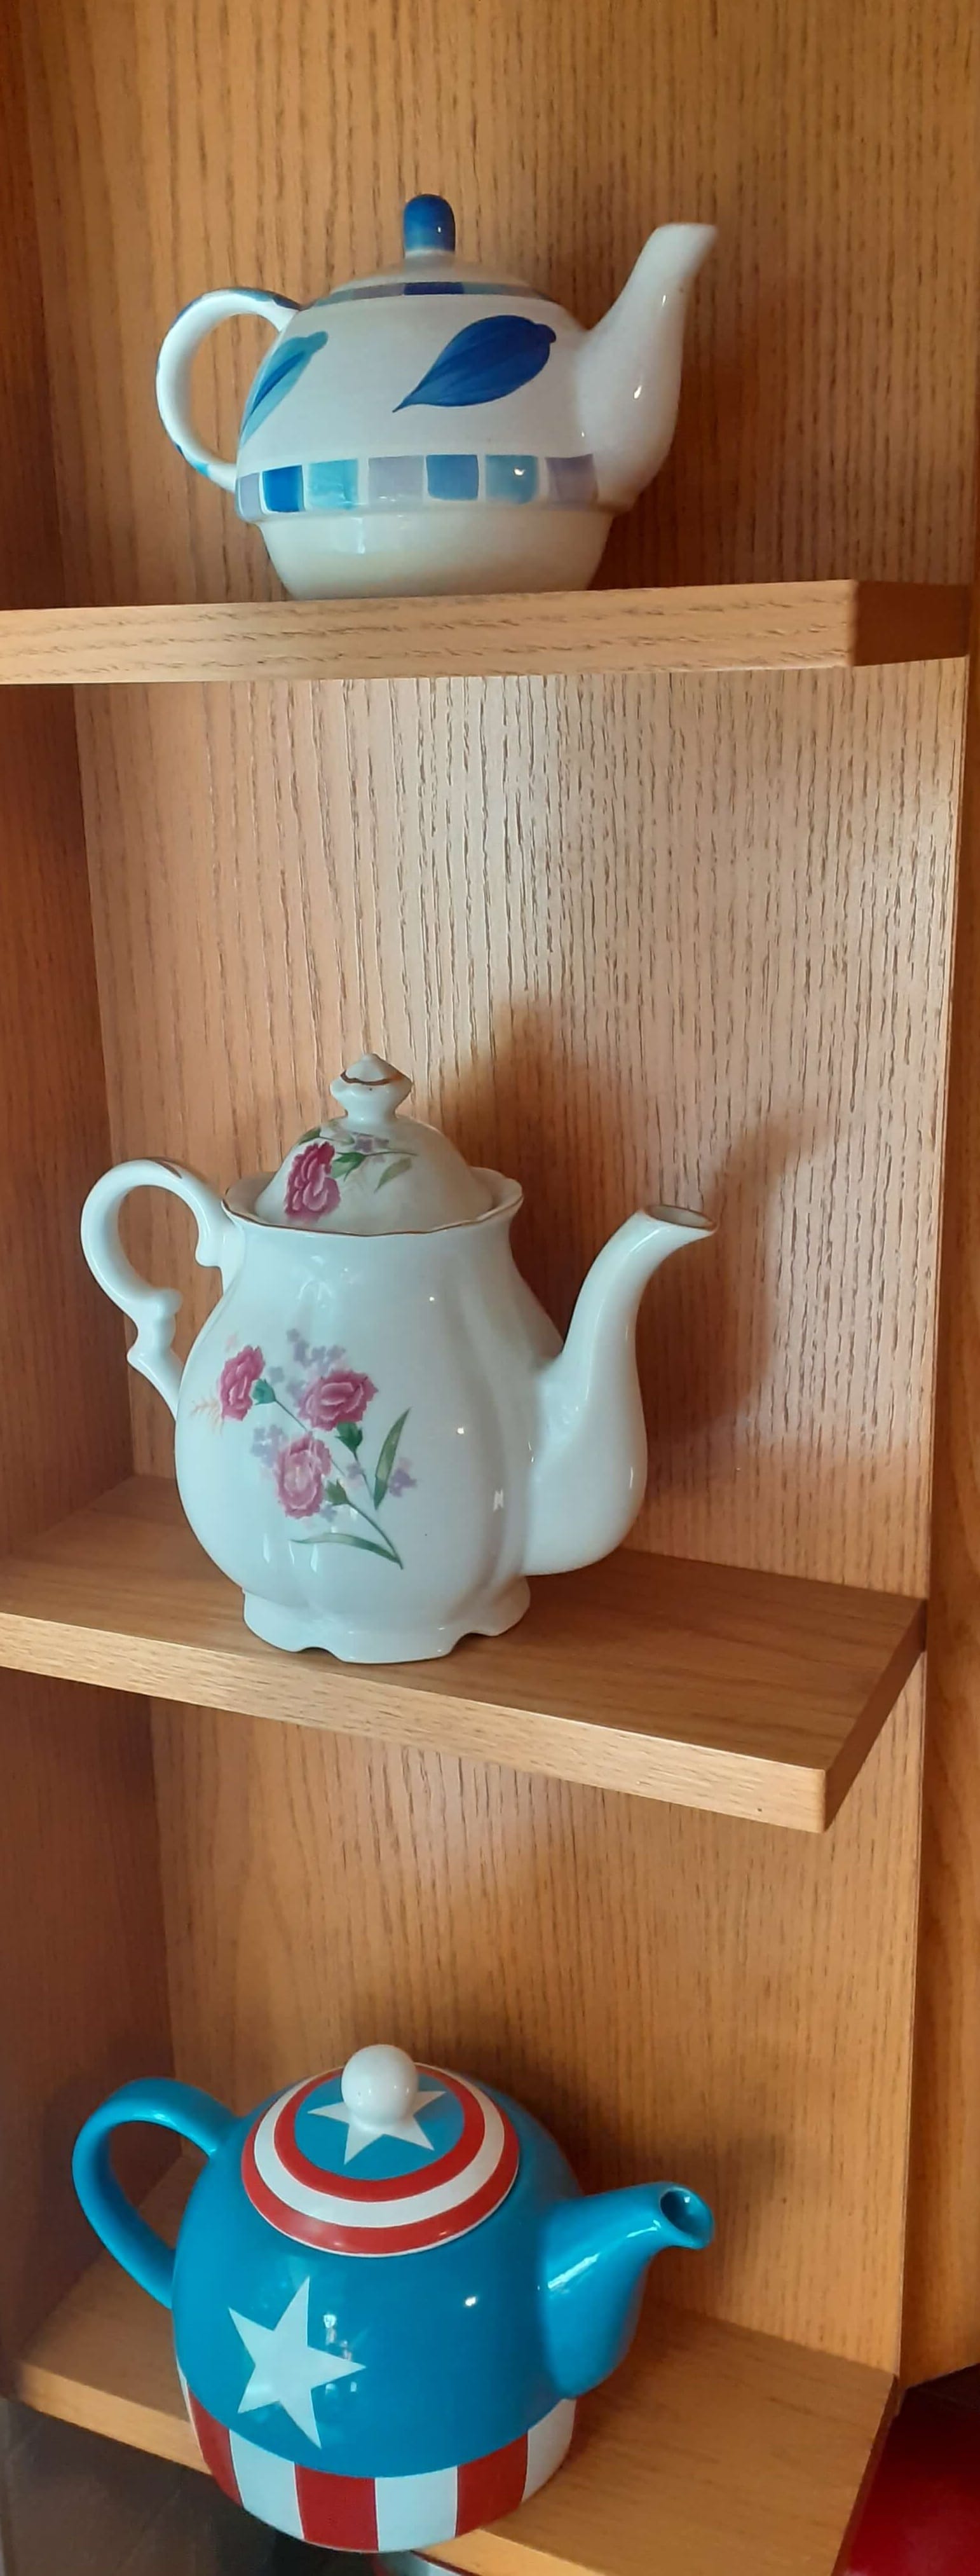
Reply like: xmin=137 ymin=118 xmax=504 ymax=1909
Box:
xmin=156 ymin=287 xmax=298 ymax=491
xmin=81 ymin=1159 xmax=239 ymax=1417
xmin=72 ymin=2078 xmax=236 ymax=2310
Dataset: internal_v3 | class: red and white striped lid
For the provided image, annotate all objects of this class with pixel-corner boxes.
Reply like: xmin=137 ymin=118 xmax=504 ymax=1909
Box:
xmin=242 ymin=2044 xmax=520 ymax=2256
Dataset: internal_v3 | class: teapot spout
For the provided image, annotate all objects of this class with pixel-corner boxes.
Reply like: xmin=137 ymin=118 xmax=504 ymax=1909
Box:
xmin=577 ymin=223 xmax=716 ymax=510
xmin=524 ymin=1207 xmax=713 ymax=1577
xmin=541 ymin=2184 xmax=713 ymax=2399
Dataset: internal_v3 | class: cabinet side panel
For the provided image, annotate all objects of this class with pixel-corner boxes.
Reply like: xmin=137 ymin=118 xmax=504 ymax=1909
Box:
xmin=20 ymin=0 xmax=980 ymax=599
xmin=0 ymin=12 xmax=171 ymax=2375
xmin=904 ymin=589 xmax=980 ymax=2381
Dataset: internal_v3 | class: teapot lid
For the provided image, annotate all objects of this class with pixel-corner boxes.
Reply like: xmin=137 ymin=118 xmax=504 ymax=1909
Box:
xmin=253 ymin=1053 xmax=496 ymax=1234
xmin=323 ymin=191 xmax=533 ymax=301
xmin=243 ymin=2045 xmax=519 ymax=2255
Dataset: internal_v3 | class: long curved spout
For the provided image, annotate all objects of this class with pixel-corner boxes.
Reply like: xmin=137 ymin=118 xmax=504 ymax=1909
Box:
xmin=577 ymin=223 xmax=716 ymax=510
xmin=541 ymin=2184 xmax=713 ymax=2399
xmin=524 ymin=1208 xmax=713 ymax=1577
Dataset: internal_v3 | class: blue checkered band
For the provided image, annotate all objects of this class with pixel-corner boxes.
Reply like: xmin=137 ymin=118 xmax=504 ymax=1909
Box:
xmin=236 ymin=455 xmax=597 ymax=519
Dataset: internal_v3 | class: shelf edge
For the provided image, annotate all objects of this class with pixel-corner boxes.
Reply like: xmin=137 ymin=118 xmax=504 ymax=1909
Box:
xmin=0 ymin=584 xmax=967 ymax=685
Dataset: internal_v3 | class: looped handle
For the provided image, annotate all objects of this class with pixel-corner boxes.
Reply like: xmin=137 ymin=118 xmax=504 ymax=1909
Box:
xmin=72 ymin=2078 xmax=235 ymax=2309
xmin=81 ymin=1159 xmax=240 ymax=1417
xmin=156 ymin=287 xmax=297 ymax=491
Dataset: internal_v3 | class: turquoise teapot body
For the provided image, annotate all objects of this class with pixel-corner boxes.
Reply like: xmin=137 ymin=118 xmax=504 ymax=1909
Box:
xmin=73 ymin=2042 xmax=712 ymax=2554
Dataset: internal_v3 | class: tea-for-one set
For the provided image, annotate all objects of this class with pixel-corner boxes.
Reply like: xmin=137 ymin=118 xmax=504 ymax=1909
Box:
xmin=73 ymin=190 xmax=717 ymax=2559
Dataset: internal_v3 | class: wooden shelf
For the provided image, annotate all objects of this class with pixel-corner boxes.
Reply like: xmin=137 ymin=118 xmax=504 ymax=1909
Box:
xmin=0 ymin=1477 xmax=924 ymax=1829
xmin=0 ymin=582 xmax=967 ymax=685
xmin=17 ymin=2168 xmax=894 ymax=2576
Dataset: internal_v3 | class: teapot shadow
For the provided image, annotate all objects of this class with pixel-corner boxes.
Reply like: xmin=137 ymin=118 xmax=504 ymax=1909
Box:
xmin=433 ymin=1008 xmax=819 ymax=1470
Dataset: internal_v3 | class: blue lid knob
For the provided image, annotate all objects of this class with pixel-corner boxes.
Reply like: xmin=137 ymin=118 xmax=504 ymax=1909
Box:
xmin=403 ymin=193 xmax=456 ymax=256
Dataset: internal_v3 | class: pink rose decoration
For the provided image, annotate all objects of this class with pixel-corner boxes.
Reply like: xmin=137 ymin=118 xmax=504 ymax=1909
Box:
xmin=299 ymin=1367 xmax=377 ymax=1432
xmin=275 ymin=1434 xmax=332 ymax=1518
xmin=219 ymin=1345 xmax=264 ymax=1420
xmin=285 ymin=1140 xmax=341 ymax=1221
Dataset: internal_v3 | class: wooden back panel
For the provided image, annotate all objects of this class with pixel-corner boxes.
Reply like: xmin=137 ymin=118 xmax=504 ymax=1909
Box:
xmin=77 ymin=662 xmax=962 ymax=1598
xmin=20 ymin=0 xmax=979 ymax=604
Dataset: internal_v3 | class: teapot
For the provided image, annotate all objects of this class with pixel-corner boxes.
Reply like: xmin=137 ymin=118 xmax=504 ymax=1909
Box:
xmin=81 ymin=1053 xmax=712 ymax=1664
xmin=73 ymin=2041 xmax=712 ymax=2552
xmin=156 ymin=192 xmax=714 ymax=598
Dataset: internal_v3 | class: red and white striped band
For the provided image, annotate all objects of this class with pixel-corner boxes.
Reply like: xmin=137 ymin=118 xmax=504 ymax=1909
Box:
xmin=241 ymin=2066 xmax=519 ymax=2256
xmin=181 ymin=2377 xmax=576 ymax=2551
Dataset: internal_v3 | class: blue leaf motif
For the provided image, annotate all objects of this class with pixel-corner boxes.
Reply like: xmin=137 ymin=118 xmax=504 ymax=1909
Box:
xmin=395 ymin=315 xmax=555 ymax=411
xmin=240 ymin=331 xmax=327 ymax=443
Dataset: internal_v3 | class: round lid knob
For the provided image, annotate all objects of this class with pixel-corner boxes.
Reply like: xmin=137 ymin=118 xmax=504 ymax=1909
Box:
xmin=403 ymin=192 xmax=456 ymax=256
xmin=329 ymin=1053 xmax=412 ymax=1128
xmin=341 ymin=2043 xmax=420 ymax=2129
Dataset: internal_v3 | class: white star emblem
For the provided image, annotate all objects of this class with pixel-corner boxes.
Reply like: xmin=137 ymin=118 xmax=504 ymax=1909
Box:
xmin=229 ymin=2278 xmax=362 ymax=2446
xmin=312 ymin=2083 xmax=444 ymax=2163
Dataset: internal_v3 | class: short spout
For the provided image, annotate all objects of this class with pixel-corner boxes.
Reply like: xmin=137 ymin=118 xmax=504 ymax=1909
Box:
xmin=541 ymin=2184 xmax=713 ymax=2399
xmin=524 ymin=1207 xmax=713 ymax=1577
xmin=577 ymin=222 xmax=716 ymax=510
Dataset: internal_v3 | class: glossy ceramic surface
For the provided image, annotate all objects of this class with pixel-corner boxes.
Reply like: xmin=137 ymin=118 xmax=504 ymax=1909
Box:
xmin=156 ymin=193 xmax=715 ymax=597
xmin=73 ymin=2043 xmax=713 ymax=2552
xmin=80 ymin=1053 xmax=712 ymax=1662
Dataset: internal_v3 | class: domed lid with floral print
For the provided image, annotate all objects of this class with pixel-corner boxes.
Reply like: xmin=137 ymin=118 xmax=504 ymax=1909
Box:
xmin=253 ymin=1053 xmax=496 ymax=1235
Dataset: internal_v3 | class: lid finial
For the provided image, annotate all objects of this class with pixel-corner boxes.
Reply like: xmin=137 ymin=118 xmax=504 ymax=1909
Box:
xmin=403 ymin=193 xmax=456 ymax=256
xmin=330 ymin=1052 xmax=412 ymax=1128
xmin=341 ymin=2043 xmax=421 ymax=2128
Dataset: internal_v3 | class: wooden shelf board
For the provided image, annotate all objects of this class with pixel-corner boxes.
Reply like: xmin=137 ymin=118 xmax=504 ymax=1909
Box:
xmin=0 ymin=583 xmax=967 ymax=685
xmin=17 ymin=2169 xmax=894 ymax=2576
xmin=0 ymin=1477 xmax=924 ymax=1829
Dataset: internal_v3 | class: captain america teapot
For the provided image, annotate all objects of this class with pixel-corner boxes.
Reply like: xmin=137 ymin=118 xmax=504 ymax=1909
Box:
xmin=73 ymin=2042 xmax=712 ymax=2553
xmin=80 ymin=1049 xmax=713 ymax=1666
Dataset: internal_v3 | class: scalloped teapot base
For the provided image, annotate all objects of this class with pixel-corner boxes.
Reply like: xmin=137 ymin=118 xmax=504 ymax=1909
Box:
xmin=242 ymin=1577 xmax=531 ymax=1662
xmin=261 ymin=505 xmax=610 ymax=599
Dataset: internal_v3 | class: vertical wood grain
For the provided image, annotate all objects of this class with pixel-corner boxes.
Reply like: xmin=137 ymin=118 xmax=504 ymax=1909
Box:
xmin=19 ymin=0 xmax=980 ymax=606
xmin=76 ymin=663 xmax=961 ymax=1596
xmin=0 ymin=10 xmax=172 ymax=2378
xmin=151 ymin=1678 xmax=923 ymax=2369
xmin=903 ymin=583 xmax=980 ymax=2382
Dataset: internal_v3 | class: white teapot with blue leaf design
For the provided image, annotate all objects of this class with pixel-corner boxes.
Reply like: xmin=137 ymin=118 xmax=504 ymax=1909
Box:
xmin=156 ymin=193 xmax=714 ymax=598
xmin=81 ymin=1050 xmax=712 ymax=1664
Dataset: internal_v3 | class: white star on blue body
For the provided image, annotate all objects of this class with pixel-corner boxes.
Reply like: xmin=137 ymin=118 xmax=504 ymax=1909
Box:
xmin=312 ymin=2083 xmax=444 ymax=2163
xmin=229 ymin=2278 xmax=362 ymax=2445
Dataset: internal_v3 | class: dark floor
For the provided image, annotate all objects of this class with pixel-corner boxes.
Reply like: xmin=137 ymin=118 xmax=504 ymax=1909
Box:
xmin=0 ymin=2404 xmax=435 ymax=2576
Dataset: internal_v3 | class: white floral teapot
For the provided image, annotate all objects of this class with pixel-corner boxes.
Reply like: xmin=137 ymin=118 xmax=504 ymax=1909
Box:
xmin=156 ymin=192 xmax=715 ymax=599
xmin=81 ymin=1054 xmax=712 ymax=1664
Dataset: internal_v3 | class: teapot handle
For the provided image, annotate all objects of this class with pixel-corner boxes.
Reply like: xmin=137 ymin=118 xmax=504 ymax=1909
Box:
xmin=156 ymin=287 xmax=297 ymax=491
xmin=72 ymin=2078 xmax=236 ymax=2309
xmin=81 ymin=1159 xmax=239 ymax=1417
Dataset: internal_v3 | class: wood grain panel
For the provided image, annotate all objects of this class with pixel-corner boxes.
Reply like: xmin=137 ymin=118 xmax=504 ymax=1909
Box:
xmin=0 ymin=586 xmax=968 ymax=686
xmin=20 ymin=0 xmax=979 ymax=605
xmin=0 ymin=8 xmax=172 ymax=2380
xmin=903 ymin=587 xmax=980 ymax=2380
xmin=149 ymin=1682 xmax=923 ymax=2369
xmin=75 ymin=662 xmax=962 ymax=1596
xmin=18 ymin=2163 xmax=895 ymax=2576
